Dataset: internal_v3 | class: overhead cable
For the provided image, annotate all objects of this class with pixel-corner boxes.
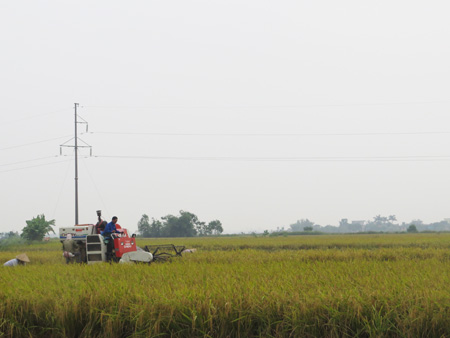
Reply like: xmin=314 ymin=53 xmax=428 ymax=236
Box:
xmin=0 ymin=135 xmax=72 ymax=151
xmin=0 ymin=156 xmax=59 ymax=167
xmin=89 ymin=131 xmax=450 ymax=137
xmin=83 ymin=100 xmax=450 ymax=109
xmin=93 ymin=155 xmax=450 ymax=162
xmin=0 ymin=159 xmax=73 ymax=173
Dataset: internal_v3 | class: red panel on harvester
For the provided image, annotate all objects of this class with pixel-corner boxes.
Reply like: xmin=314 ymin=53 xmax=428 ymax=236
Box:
xmin=113 ymin=233 xmax=137 ymax=258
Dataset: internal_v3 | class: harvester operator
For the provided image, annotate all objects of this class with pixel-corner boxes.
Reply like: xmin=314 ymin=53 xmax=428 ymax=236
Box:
xmin=103 ymin=216 xmax=121 ymax=236
xmin=102 ymin=216 xmax=122 ymax=258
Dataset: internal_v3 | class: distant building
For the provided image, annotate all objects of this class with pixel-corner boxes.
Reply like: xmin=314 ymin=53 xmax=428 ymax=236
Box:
xmin=351 ymin=220 xmax=365 ymax=226
xmin=351 ymin=220 xmax=365 ymax=232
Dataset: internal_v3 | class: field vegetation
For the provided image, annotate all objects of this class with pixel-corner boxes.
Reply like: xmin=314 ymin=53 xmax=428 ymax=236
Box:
xmin=1 ymin=234 xmax=450 ymax=337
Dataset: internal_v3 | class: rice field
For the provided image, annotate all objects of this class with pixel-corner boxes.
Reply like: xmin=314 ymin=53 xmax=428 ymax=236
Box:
xmin=1 ymin=233 xmax=450 ymax=337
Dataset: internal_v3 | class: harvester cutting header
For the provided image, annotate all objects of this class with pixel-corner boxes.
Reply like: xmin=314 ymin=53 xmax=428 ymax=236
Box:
xmin=59 ymin=210 xmax=186 ymax=264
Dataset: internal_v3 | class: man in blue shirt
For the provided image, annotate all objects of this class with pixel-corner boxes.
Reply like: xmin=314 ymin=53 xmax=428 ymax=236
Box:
xmin=102 ymin=216 xmax=121 ymax=260
xmin=103 ymin=216 xmax=120 ymax=236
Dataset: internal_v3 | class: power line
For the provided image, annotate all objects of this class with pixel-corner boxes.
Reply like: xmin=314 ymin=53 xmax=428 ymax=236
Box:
xmin=0 ymin=156 xmax=58 ymax=167
xmin=0 ymin=135 xmax=72 ymax=151
xmin=0 ymin=159 xmax=73 ymax=173
xmin=93 ymin=155 xmax=450 ymax=162
xmin=83 ymin=100 xmax=450 ymax=109
xmin=90 ymin=131 xmax=450 ymax=137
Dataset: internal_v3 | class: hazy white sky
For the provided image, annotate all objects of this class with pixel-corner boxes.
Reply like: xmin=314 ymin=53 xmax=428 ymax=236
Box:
xmin=1 ymin=1 xmax=450 ymax=234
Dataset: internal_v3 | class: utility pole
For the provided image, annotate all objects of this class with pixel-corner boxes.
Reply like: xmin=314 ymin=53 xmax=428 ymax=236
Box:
xmin=61 ymin=103 xmax=92 ymax=226
xmin=74 ymin=103 xmax=79 ymax=225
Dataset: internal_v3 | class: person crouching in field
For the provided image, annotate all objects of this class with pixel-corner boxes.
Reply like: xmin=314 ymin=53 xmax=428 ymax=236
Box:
xmin=62 ymin=234 xmax=80 ymax=264
xmin=4 ymin=253 xmax=30 ymax=267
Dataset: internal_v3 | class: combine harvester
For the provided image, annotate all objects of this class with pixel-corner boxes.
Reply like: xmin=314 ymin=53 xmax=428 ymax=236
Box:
xmin=59 ymin=211 xmax=186 ymax=264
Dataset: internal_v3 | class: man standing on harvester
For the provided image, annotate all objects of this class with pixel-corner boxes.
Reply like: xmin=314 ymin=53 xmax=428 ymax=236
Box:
xmin=102 ymin=216 xmax=122 ymax=259
xmin=95 ymin=210 xmax=107 ymax=234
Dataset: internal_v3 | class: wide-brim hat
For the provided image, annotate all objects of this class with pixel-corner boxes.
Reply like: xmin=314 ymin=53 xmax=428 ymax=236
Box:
xmin=16 ymin=253 xmax=30 ymax=262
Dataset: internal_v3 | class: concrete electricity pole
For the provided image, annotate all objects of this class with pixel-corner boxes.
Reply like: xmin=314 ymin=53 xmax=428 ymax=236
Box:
xmin=60 ymin=103 xmax=92 ymax=225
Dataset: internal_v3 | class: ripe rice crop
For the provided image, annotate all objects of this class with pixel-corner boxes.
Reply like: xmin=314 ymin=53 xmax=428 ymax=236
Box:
xmin=1 ymin=234 xmax=450 ymax=337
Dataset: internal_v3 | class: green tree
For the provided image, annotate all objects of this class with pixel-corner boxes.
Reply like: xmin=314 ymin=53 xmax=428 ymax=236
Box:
xmin=365 ymin=215 xmax=400 ymax=232
xmin=195 ymin=219 xmax=207 ymax=236
xmin=149 ymin=218 xmax=164 ymax=237
xmin=138 ymin=214 xmax=165 ymax=237
xmin=290 ymin=219 xmax=314 ymax=231
xmin=140 ymin=211 xmax=223 ymax=237
xmin=407 ymin=224 xmax=418 ymax=233
xmin=162 ymin=211 xmax=199 ymax=237
xmin=0 ymin=231 xmax=19 ymax=239
xmin=137 ymin=214 xmax=151 ymax=237
xmin=388 ymin=215 xmax=397 ymax=222
xmin=304 ymin=226 xmax=313 ymax=232
xmin=197 ymin=219 xmax=223 ymax=236
xmin=207 ymin=220 xmax=223 ymax=235
xmin=21 ymin=214 xmax=55 ymax=241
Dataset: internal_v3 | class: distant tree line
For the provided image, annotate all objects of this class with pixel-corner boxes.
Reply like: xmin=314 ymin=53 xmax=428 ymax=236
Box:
xmin=4 ymin=212 xmax=222 ymax=243
xmin=137 ymin=211 xmax=223 ymax=238
xmin=0 ymin=231 xmax=19 ymax=239
xmin=272 ymin=215 xmax=450 ymax=234
xmin=6 ymin=212 xmax=449 ymax=243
